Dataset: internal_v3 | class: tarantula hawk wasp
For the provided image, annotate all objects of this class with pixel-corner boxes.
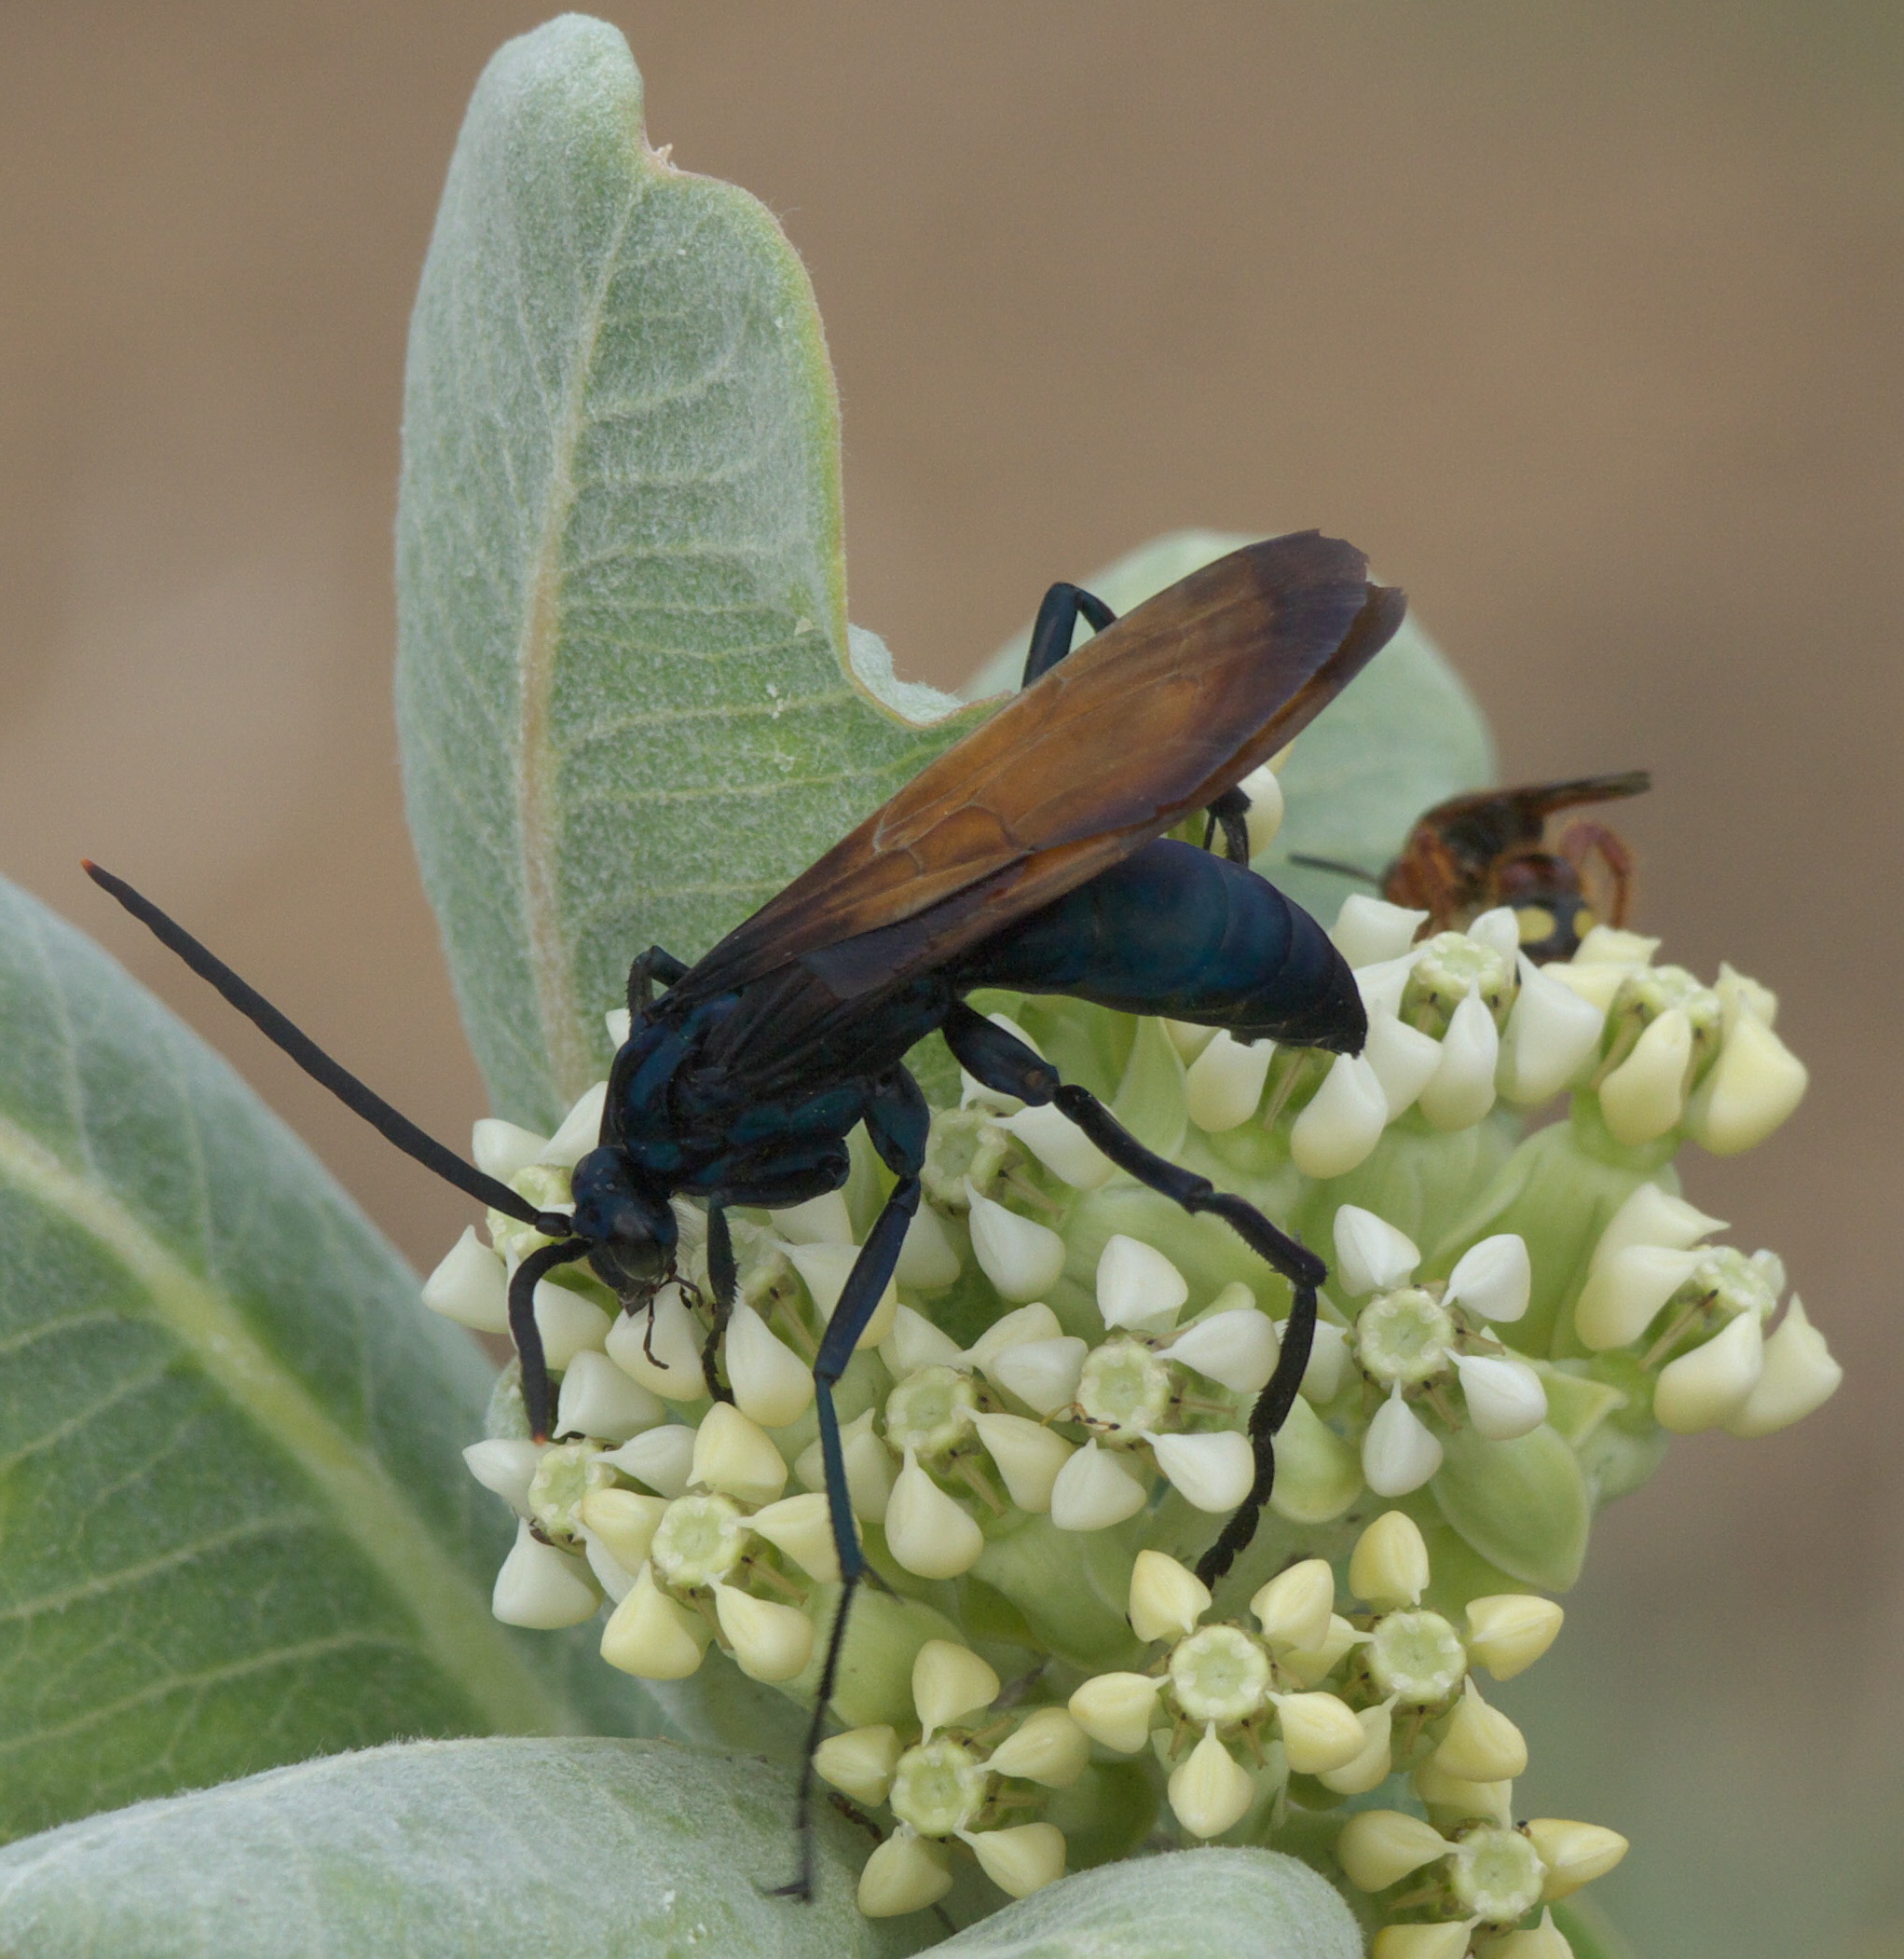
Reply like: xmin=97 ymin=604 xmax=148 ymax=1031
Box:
xmin=88 ymin=529 xmax=1404 ymax=1896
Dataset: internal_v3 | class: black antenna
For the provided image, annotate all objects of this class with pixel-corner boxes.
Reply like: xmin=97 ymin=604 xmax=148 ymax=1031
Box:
xmin=1287 ymin=852 xmax=1382 ymax=885
xmin=83 ymin=861 xmax=570 ymax=1236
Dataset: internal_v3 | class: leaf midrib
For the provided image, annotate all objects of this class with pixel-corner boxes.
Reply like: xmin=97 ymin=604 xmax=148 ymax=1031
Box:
xmin=0 ymin=1113 xmax=575 ymax=1743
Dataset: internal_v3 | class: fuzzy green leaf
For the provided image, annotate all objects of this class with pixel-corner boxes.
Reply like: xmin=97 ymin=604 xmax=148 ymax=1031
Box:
xmin=397 ymin=16 xmax=983 ymax=1129
xmin=0 ymin=1737 xmax=935 ymax=1957
xmin=970 ymin=528 xmax=1497 ymax=924
xmin=0 ymin=875 xmax=661 ymax=1843
xmin=929 ymin=1848 xmax=1363 ymax=1958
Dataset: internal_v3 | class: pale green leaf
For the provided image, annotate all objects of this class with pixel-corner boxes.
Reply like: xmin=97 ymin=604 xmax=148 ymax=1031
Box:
xmin=0 ymin=1737 xmax=938 ymax=1957
xmin=0 ymin=874 xmax=661 ymax=1843
xmin=969 ymin=528 xmax=1498 ymax=925
xmin=396 ymin=16 xmax=983 ymax=1129
xmin=1431 ymin=1420 xmax=1591 ymax=1591
xmin=929 ymin=1847 xmax=1363 ymax=1958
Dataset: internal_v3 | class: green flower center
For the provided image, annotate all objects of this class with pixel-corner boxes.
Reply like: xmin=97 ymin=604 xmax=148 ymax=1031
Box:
xmin=922 ymin=1107 xmax=1010 ymax=1207
xmin=1356 ymin=1289 xmax=1456 ymax=1387
xmin=649 ymin=1491 xmax=747 ymax=1591
xmin=889 ymin=1737 xmax=990 ymax=1837
xmin=885 ymin=1364 xmax=979 ymax=1459
xmin=1406 ymin=934 xmax=1513 ymax=1030
xmin=1689 ymin=1245 xmax=1778 ymax=1322
xmin=1169 ymin=1623 xmax=1272 ymax=1723
xmin=1448 ymin=1825 xmax=1546 ymax=1924
xmin=1367 ymin=1609 xmax=1469 ymax=1704
xmin=527 ymin=1441 xmax=612 ymax=1542
xmin=1076 ymin=1338 xmax=1173 ymax=1436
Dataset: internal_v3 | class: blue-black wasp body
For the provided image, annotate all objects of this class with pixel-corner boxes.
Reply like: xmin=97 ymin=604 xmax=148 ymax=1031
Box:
xmin=87 ymin=527 xmax=1404 ymax=1897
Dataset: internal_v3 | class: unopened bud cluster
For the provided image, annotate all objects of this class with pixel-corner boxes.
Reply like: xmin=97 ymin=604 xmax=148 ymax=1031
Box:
xmin=425 ymin=873 xmax=1833 ymax=1928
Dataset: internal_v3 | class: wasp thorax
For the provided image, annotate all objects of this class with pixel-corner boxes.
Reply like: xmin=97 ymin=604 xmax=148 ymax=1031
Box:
xmin=649 ymin=1491 xmax=748 ymax=1590
xmin=527 ymin=1440 xmax=613 ymax=1542
xmin=885 ymin=1365 xmax=979 ymax=1459
xmin=1366 ymin=1609 xmax=1469 ymax=1705
xmin=888 ymin=1737 xmax=990 ymax=1837
xmin=1169 ymin=1624 xmax=1273 ymax=1723
xmin=1355 ymin=1288 xmax=1456 ymax=1387
xmin=1075 ymin=1338 xmax=1173 ymax=1436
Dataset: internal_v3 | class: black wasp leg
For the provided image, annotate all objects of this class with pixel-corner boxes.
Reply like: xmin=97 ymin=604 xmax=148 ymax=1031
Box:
xmin=627 ymin=943 xmax=690 ymax=1015
xmin=943 ymin=1002 xmax=1320 ymax=1589
xmin=1020 ymin=582 xmax=1116 ymax=686
xmin=1201 ymin=784 xmax=1254 ymax=866
xmin=698 ymin=1202 xmax=739 ymax=1404
xmin=509 ymin=1237 xmax=592 ymax=1441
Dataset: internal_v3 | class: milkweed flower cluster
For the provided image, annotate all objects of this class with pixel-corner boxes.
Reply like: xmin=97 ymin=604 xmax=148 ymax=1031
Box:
xmin=423 ymin=877 xmax=1837 ymax=1938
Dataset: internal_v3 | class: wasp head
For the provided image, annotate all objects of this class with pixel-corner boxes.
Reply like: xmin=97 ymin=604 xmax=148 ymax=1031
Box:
xmin=570 ymin=1146 xmax=678 ymax=1300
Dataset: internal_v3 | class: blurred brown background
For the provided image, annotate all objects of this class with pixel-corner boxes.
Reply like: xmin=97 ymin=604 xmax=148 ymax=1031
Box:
xmin=2 ymin=3 xmax=1897 ymax=1951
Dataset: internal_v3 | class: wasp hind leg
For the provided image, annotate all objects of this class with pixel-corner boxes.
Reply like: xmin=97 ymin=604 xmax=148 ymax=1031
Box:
xmin=943 ymin=1003 xmax=1319 ymax=1589
xmin=627 ymin=944 xmax=690 ymax=1015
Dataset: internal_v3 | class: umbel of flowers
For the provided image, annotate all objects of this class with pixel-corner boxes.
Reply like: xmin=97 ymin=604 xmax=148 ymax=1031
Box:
xmin=422 ymin=795 xmax=1836 ymax=1939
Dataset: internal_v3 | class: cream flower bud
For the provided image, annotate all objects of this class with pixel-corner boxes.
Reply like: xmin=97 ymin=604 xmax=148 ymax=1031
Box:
xmin=1168 ymin=1726 xmax=1256 ymax=1838
xmin=472 ymin=1116 xmax=549 ymax=1181
xmin=1271 ymin=1690 xmax=1366 ymax=1773
xmin=1164 ymin=1018 xmax=1219 ymax=1062
xmin=1415 ymin=1757 xmax=1513 ymax=1827
xmin=1444 ymin=1234 xmax=1532 ymax=1322
xmin=856 ymin=1831 xmax=952 ymax=1918
xmin=555 ymin=1349 xmax=665 ymax=1443
xmin=1338 ymin=1807 xmax=1452 ymax=1891
xmin=1486 ymin=1907 xmax=1575 ymax=1957
xmin=1334 ymin=1205 xmax=1421 ymax=1295
xmin=972 ymin=1412 xmax=1073 ymax=1512
xmin=463 ymin=1438 xmax=542 ymax=1514
xmin=999 ymin=1100 xmax=1115 ymax=1188
xmin=1049 ymin=1437 xmax=1148 ymax=1530
xmin=690 ymin=1403 xmax=788 ymax=1504
xmin=600 ymin=1423 xmax=696 ymax=1499
xmin=1068 ymin=1671 xmax=1161 ymax=1752
xmin=423 ymin=1226 xmax=511 ymax=1334
xmin=985 ymin=1707 xmax=1089 ymax=1788
xmin=1599 ymin=1006 xmax=1692 ymax=1146
xmin=1465 ymin=1594 xmax=1565 ymax=1679
xmin=966 ymin=1300 xmax=1064 ymax=1372
xmin=813 ymin=1724 xmax=901 ymax=1804
xmin=539 ymin=1081 xmax=608 ymax=1168
xmin=1372 ymin=1924 xmax=1478 ymax=1959
xmin=884 ymin=1303 xmax=966 ymax=1377
xmin=1129 ymin=1548 xmax=1212 ymax=1641
xmin=1456 ymin=1353 xmax=1549 ymax=1441
xmin=1351 ymin=1509 xmax=1431 ymax=1608
xmin=1575 ymin=925 xmax=1660 ymax=966
xmin=768 ymin=1189 xmax=854 ymax=1245
xmin=710 ymin=1582 xmax=813 ymax=1682
xmin=1252 ymin=1557 xmax=1336 ymax=1653
xmin=1185 ymin=1030 xmax=1275 ymax=1132
xmin=1301 ymin=1319 xmax=1351 ymax=1403
xmin=1725 ymin=1296 xmax=1842 ymax=1436
xmin=1468 ymin=906 xmax=1521 ymax=962
xmin=966 ymin=1183 xmax=1067 ymax=1302
xmin=533 ymin=1281 xmax=612 ymax=1374
xmin=987 ymin=1335 xmax=1089 ymax=1417
xmin=784 ymin=1240 xmax=897 ymax=1348
xmin=599 ymin=1561 xmax=710 ymax=1678
xmin=1151 ymin=1429 xmax=1254 ymax=1513
xmin=1527 ymin=1818 xmax=1629 ymax=1899
xmin=1433 ymin=1681 xmax=1528 ymax=1782
xmin=1281 ymin=1613 xmax=1365 ymax=1689
xmin=1097 ymin=1234 xmax=1190 ymax=1330
xmin=1318 ymin=1699 xmax=1395 ymax=1795
xmin=746 ymin=1491 xmax=841 ymax=1583
xmin=578 ymin=1487 xmax=669 ymax=1576
xmin=1237 ymin=760 xmax=1285 ymax=856
xmin=886 ymin=1451 xmax=985 ymax=1579
xmin=1574 ymin=1244 xmax=1705 ymax=1351
xmin=1591 ymin=1184 xmax=1726 ymax=1268
xmin=1498 ymin=954 xmax=1606 ymax=1104
xmin=490 ymin=1520 xmax=600 ymax=1628
xmin=796 ymin=1409 xmax=895 ymax=1522
xmin=1364 ymin=1008 xmax=1444 ymax=1119
xmin=1335 ymin=894 xmax=1430 ymax=967
xmin=1290 ymin=1053 xmax=1388 ymax=1177
xmin=1685 ymin=1010 xmax=1808 ymax=1155
xmin=895 ymin=1200 xmax=965 ymax=1287
xmin=1653 ymin=1307 xmax=1763 ymax=1432
xmin=965 ymin=1821 xmax=1066 ymax=1898
xmin=723 ymin=1299 xmax=815 ymax=1429
xmin=1159 ymin=1307 xmax=1281 ymax=1394
xmin=913 ymin=1639 xmax=1001 ymax=1737
xmin=1418 ymin=989 xmax=1500 ymax=1131
xmin=604 ymin=1285 xmax=703 ymax=1398
xmin=1364 ymin=1387 xmax=1445 ymax=1496
xmin=1355 ymin=952 xmax=1421 ymax=1018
